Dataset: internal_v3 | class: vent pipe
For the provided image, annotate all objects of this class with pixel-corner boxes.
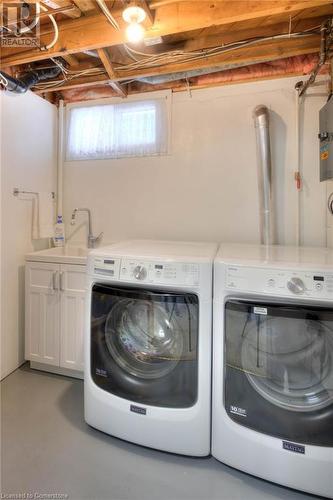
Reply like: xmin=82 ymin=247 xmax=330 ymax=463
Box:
xmin=0 ymin=67 xmax=61 ymax=94
xmin=253 ymin=105 xmax=275 ymax=245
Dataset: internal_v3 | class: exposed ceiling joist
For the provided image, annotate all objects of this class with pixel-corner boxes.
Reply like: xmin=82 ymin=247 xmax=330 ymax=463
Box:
xmin=61 ymin=53 xmax=80 ymax=66
xmin=42 ymin=53 xmax=324 ymax=104
xmin=72 ymin=0 xmax=96 ymax=12
xmin=141 ymin=0 xmax=155 ymax=26
xmin=34 ymin=35 xmax=321 ymax=93
xmin=182 ymin=16 xmax=328 ymax=52
xmin=110 ymin=36 xmax=322 ymax=81
xmin=1 ymin=0 xmax=330 ymax=67
xmin=97 ymin=48 xmax=128 ymax=97
xmin=42 ymin=0 xmax=82 ymax=18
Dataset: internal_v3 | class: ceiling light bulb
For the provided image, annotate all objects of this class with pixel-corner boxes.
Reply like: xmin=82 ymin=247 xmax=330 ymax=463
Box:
xmin=126 ymin=22 xmax=145 ymax=43
xmin=122 ymin=5 xmax=146 ymax=24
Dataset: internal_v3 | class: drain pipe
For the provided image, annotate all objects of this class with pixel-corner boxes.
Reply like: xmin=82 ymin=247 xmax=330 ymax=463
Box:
xmin=253 ymin=105 xmax=275 ymax=246
xmin=57 ymin=100 xmax=65 ymax=219
xmin=294 ymin=90 xmax=302 ymax=246
xmin=0 ymin=67 xmax=61 ymax=94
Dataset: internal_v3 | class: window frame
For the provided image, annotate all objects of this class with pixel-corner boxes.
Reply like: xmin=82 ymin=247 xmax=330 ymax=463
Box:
xmin=64 ymin=90 xmax=172 ymax=162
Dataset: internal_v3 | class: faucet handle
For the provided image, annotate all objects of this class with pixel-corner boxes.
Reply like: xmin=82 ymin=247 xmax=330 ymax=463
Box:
xmin=90 ymin=232 xmax=103 ymax=248
xmin=96 ymin=232 xmax=104 ymax=243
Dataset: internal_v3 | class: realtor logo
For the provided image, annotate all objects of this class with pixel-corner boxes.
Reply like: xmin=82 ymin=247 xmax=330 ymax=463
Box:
xmin=1 ymin=2 xmax=41 ymax=47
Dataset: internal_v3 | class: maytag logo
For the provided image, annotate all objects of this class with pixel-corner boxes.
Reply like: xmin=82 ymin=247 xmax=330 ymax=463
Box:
xmin=130 ymin=404 xmax=147 ymax=415
xmin=283 ymin=441 xmax=305 ymax=454
xmin=253 ymin=306 xmax=267 ymax=315
xmin=96 ymin=368 xmax=108 ymax=378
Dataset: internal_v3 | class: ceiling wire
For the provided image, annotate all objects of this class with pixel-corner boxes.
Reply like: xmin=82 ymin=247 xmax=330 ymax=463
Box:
xmin=296 ymin=19 xmax=332 ymax=96
xmin=34 ymin=0 xmax=324 ymax=92
xmin=116 ymin=27 xmax=321 ymax=73
xmin=93 ymin=0 xmax=322 ymax=72
xmin=34 ymin=25 xmax=322 ymax=91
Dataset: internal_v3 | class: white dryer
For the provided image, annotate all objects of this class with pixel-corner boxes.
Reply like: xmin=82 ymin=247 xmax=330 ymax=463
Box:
xmin=212 ymin=244 xmax=333 ymax=498
xmin=85 ymin=239 xmax=217 ymax=456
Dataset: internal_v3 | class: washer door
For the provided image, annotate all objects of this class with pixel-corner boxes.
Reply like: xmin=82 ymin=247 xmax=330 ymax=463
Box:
xmin=224 ymin=300 xmax=333 ymax=446
xmin=91 ymin=284 xmax=199 ymax=408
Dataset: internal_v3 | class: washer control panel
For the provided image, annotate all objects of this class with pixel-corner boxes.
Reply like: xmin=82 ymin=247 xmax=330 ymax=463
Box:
xmin=225 ymin=265 xmax=333 ymax=299
xmin=93 ymin=257 xmax=121 ymax=278
xmin=93 ymin=257 xmax=200 ymax=286
xmin=120 ymin=259 xmax=200 ymax=286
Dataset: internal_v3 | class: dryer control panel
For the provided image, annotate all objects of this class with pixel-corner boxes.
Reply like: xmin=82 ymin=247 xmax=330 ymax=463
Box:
xmin=225 ymin=265 xmax=333 ymax=300
xmin=92 ymin=256 xmax=200 ymax=287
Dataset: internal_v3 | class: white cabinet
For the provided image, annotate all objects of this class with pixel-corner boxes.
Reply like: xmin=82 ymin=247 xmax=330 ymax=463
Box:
xmin=60 ymin=265 xmax=85 ymax=371
xmin=25 ymin=262 xmax=60 ymax=367
xmin=25 ymin=261 xmax=86 ymax=375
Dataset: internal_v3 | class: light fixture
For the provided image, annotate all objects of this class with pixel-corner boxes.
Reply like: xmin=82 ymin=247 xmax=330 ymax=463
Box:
xmin=126 ymin=22 xmax=145 ymax=44
xmin=122 ymin=1 xmax=146 ymax=43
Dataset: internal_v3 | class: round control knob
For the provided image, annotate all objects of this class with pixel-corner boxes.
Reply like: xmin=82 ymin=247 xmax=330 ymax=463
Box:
xmin=287 ymin=277 xmax=306 ymax=294
xmin=133 ymin=265 xmax=147 ymax=281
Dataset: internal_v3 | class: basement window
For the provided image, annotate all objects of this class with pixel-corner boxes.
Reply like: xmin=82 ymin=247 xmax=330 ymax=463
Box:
xmin=66 ymin=95 xmax=170 ymax=161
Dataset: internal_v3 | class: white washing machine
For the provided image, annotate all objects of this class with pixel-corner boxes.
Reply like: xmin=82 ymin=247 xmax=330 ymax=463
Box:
xmin=85 ymin=239 xmax=217 ymax=456
xmin=212 ymin=243 xmax=333 ymax=498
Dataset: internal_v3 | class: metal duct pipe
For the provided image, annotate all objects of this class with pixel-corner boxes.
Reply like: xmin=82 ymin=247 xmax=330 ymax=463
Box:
xmin=253 ymin=105 xmax=275 ymax=245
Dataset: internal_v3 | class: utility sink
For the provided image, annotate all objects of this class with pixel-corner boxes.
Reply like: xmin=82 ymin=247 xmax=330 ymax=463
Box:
xmin=26 ymin=245 xmax=89 ymax=265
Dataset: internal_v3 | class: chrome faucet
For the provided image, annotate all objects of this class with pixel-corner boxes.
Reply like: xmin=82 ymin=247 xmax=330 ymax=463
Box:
xmin=71 ymin=208 xmax=103 ymax=249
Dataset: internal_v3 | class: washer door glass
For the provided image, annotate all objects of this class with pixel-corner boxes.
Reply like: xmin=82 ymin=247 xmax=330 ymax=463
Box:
xmin=224 ymin=301 xmax=333 ymax=445
xmin=105 ymin=298 xmax=184 ymax=379
xmin=242 ymin=315 xmax=333 ymax=412
xmin=91 ymin=284 xmax=199 ymax=408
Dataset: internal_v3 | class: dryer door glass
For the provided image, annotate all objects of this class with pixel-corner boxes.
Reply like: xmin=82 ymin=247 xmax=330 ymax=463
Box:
xmin=224 ymin=300 xmax=333 ymax=446
xmin=91 ymin=284 xmax=199 ymax=408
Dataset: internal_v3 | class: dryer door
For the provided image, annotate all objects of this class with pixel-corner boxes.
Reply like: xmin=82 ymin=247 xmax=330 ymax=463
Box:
xmin=224 ymin=300 xmax=333 ymax=446
xmin=91 ymin=284 xmax=199 ymax=408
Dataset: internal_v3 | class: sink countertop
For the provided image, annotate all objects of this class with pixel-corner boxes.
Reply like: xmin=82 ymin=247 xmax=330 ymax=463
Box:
xmin=25 ymin=245 xmax=90 ymax=265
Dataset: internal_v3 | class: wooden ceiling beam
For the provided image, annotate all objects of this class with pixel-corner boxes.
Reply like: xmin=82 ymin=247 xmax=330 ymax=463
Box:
xmin=41 ymin=0 xmax=82 ymax=18
xmin=33 ymin=35 xmax=321 ymax=92
xmin=1 ymin=1 xmax=330 ymax=67
xmin=182 ymin=15 xmax=327 ymax=52
xmin=47 ymin=53 xmax=325 ymax=104
xmin=61 ymin=53 xmax=80 ymax=66
xmin=142 ymin=0 xmax=155 ymax=26
xmin=97 ymin=48 xmax=128 ymax=97
xmin=37 ymin=73 xmax=110 ymax=92
xmin=113 ymin=35 xmax=322 ymax=81
xmin=72 ymin=0 xmax=97 ymax=13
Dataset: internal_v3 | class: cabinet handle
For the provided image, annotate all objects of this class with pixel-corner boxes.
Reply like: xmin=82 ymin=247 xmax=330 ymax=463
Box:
xmin=52 ymin=271 xmax=58 ymax=291
xmin=60 ymin=271 xmax=65 ymax=292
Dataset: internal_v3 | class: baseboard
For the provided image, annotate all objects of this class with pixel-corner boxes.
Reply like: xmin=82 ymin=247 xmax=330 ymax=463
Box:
xmin=30 ymin=361 xmax=84 ymax=380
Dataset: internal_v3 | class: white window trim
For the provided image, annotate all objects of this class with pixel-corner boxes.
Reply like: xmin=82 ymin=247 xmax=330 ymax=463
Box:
xmin=65 ymin=90 xmax=172 ymax=162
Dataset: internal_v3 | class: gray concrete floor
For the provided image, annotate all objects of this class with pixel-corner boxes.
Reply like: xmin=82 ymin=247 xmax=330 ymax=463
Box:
xmin=1 ymin=365 xmax=318 ymax=500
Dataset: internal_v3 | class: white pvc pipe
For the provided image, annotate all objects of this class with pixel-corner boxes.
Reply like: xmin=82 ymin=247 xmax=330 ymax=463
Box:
xmin=295 ymin=91 xmax=301 ymax=246
xmin=57 ymin=100 xmax=64 ymax=218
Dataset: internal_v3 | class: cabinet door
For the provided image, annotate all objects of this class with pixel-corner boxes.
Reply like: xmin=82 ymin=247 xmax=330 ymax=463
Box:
xmin=25 ymin=262 xmax=60 ymax=366
xmin=59 ymin=264 xmax=86 ymax=372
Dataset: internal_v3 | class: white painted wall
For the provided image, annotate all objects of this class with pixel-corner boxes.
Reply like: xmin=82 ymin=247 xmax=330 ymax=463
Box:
xmin=0 ymin=91 xmax=57 ymax=380
xmin=63 ymin=77 xmax=327 ymax=248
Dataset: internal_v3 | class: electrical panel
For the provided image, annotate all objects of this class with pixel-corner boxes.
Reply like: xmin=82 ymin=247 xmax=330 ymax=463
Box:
xmin=319 ymin=97 xmax=333 ymax=181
